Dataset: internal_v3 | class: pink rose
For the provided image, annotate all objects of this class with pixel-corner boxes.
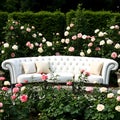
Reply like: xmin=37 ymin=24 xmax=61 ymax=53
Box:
xmin=11 ymin=52 xmax=15 ymax=57
xmin=26 ymin=41 xmax=31 ymax=47
xmin=72 ymin=35 xmax=77 ymax=40
xmin=111 ymin=52 xmax=117 ymax=59
xmin=15 ymin=83 xmax=22 ymax=87
xmin=83 ymin=71 xmax=90 ymax=77
xmin=77 ymin=33 xmax=82 ymax=38
xmin=41 ymin=74 xmax=48 ymax=81
xmin=95 ymin=47 xmax=100 ymax=51
xmin=68 ymin=47 xmax=75 ymax=52
xmin=0 ymin=77 xmax=5 ymax=81
xmin=20 ymin=94 xmax=28 ymax=102
xmin=0 ymin=103 xmax=3 ymax=108
xmin=88 ymin=42 xmax=93 ymax=47
xmin=11 ymin=95 xmax=17 ymax=100
xmin=80 ymin=69 xmax=85 ymax=74
xmin=57 ymin=85 xmax=61 ymax=90
xmin=66 ymin=81 xmax=72 ymax=86
xmin=12 ymin=87 xmax=19 ymax=93
xmin=85 ymin=87 xmax=93 ymax=93
xmin=10 ymin=26 xmax=14 ymax=30
xmin=2 ymin=87 xmax=9 ymax=91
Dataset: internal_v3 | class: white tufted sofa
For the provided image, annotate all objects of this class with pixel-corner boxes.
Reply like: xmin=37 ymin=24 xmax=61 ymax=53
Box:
xmin=1 ymin=56 xmax=118 ymax=85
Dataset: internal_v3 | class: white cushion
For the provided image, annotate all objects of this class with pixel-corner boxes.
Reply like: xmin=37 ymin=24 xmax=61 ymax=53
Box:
xmin=35 ymin=61 xmax=51 ymax=74
xmin=47 ymin=72 xmax=74 ymax=83
xmin=89 ymin=62 xmax=103 ymax=75
xmin=17 ymin=73 xmax=51 ymax=83
xmin=22 ymin=62 xmax=36 ymax=74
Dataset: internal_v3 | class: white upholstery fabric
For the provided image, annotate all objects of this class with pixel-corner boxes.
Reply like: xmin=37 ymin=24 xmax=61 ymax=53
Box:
xmin=1 ymin=56 xmax=118 ymax=85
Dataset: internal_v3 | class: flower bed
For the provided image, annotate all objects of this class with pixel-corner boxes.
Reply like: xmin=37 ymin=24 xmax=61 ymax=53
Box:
xmin=0 ymin=70 xmax=120 ymax=119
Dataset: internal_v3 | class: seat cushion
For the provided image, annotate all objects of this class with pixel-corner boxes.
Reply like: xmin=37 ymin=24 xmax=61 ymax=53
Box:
xmin=17 ymin=73 xmax=51 ymax=83
xmin=47 ymin=72 xmax=74 ymax=83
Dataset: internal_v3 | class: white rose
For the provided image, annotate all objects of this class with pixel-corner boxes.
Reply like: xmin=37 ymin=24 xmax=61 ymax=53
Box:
xmin=110 ymin=26 xmax=115 ymax=29
xmin=65 ymin=38 xmax=70 ymax=44
xmin=118 ymin=79 xmax=120 ymax=83
xmin=117 ymin=90 xmax=120 ymax=94
xmin=80 ymin=51 xmax=85 ymax=57
xmin=106 ymin=39 xmax=113 ymax=44
xmin=94 ymin=29 xmax=99 ymax=33
xmin=38 ymin=47 xmax=43 ymax=53
xmin=115 ymin=43 xmax=120 ymax=49
xmin=39 ymin=33 xmax=43 ymax=36
xmin=20 ymin=26 xmax=24 ymax=30
xmin=115 ymin=105 xmax=120 ymax=112
xmin=12 ymin=45 xmax=18 ymax=50
xmin=96 ymin=104 xmax=105 ymax=111
xmin=99 ymin=87 xmax=107 ymax=93
xmin=1 ymin=50 xmax=4 ymax=54
xmin=114 ymin=25 xmax=119 ymax=29
xmin=4 ymin=81 xmax=10 ymax=86
xmin=99 ymin=40 xmax=105 ymax=46
xmin=64 ymin=31 xmax=69 ymax=36
xmin=107 ymin=93 xmax=114 ymax=98
xmin=82 ymin=35 xmax=87 ymax=39
xmin=21 ymin=86 xmax=26 ymax=91
xmin=61 ymin=39 xmax=65 ymax=43
xmin=87 ymin=49 xmax=91 ymax=54
xmin=98 ymin=31 xmax=104 ymax=37
xmin=66 ymin=26 xmax=70 ymax=30
xmin=32 ymin=33 xmax=37 ymax=38
xmin=42 ymin=37 xmax=46 ymax=42
xmin=4 ymin=43 xmax=9 ymax=48
xmin=46 ymin=41 xmax=52 ymax=47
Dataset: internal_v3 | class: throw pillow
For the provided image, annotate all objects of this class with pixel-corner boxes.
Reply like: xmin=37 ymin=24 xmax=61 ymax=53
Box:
xmin=22 ymin=62 xmax=36 ymax=74
xmin=90 ymin=62 xmax=103 ymax=75
xmin=35 ymin=61 xmax=51 ymax=74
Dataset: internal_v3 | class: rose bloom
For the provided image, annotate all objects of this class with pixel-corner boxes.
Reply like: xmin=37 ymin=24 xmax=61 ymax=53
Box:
xmin=98 ymin=31 xmax=104 ymax=37
xmin=70 ymin=23 xmax=74 ymax=27
xmin=95 ymin=47 xmax=100 ymax=51
xmin=99 ymin=40 xmax=105 ymax=46
xmin=2 ymin=87 xmax=9 ymax=91
xmin=72 ymin=35 xmax=77 ymax=40
xmin=20 ymin=26 xmax=24 ymax=30
xmin=114 ymin=43 xmax=120 ymax=49
xmin=61 ymin=39 xmax=65 ymax=43
xmin=99 ymin=87 xmax=107 ymax=93
xmin=11 ymin=53 xmax=15 ymax=57
xmin=107 ymin=93 xmax=114 ymax=98
xmin=117 ymin=90 xmax=120 ymax=94
xmin=77 ymin=33 xmax=82 ymax=38
xmin=85 ymin=86 xmax=93 ymax=93
xmin=64 ymin=31 xmax=69 ymax=36
xmin=15 ymin=83 xmax=22 ymax=87
xmin=110 ymin=26 xmax=114 ymax=29
xmin=38 ymin=47 xmax=43 ymax=53
xmin=3 ymin=43 xmax=9 ymax=48
xmin=26 ymin=41 xmax=31 ymax=47
xmin=32 ymin=33 xmax=37 ymax=38
xmin=66 ymin=26 xmax=70 ymax=30
xmin=83 ymin=71 xmax=90 ymax=77
xmin=4 ymin=81 xmax=10 ymax=86
xmin=114 ymin=25 xmax=119 ymax=29
xmin=88 ymin=42 xmax=93 ymax=47
xmin=87 ymin=49 xmax=91 ymax=54
xmin=26 ymin=27 xmax=31 ymax=32
xmin=68 ymin=47 xmax=74 ymax=52
xmin=106 ymin=39 xmax=113 ymax=45
xmin=96 ymin=104 xmax=105 ymax=111
xmin=39 ymin=33 xmax=43 ymax=36
xmin=116 ymin=96 xmax=120 ymax=101
xmin=111 ymin=52 xmax=117 ymax=59
xmin=65 ymin=38 xmax=70 ymax=44
xmin=66 ymin=81 xmax=72 ymax=86
xmin=46 ymin=41 xmax=52 ymax=47
xmin=42 ymin=37 xmax=46 ymax=42
xmin=118 ymin=79 xmax=120 ymax=83
xmin=29 ymin=43 xmax=34 ymax=49
xmin=10 ymin=26 xmax=14 ymax=30
xmin=21 ymin=86 xmax=26 ymax=91
xmin=0 ymin=109 xmax=4 ymax=113
xmin=94 ymin=29 xmax=99 ymax=33
xmin=115 ymin=105 xmax=120 ymax=112
xmin=80 ymin=51 xmax=85 ymax=57
xmin=91 ymin=36 xmax=95 ymax=42
xmin=12 ymin=87 xmax=19 ymax=93
xmin=20 ymin=94 xmax=28 ymax=102
xmin=0 ymin=102 xmax=3 ymax=108
xmin=0 ymin=77 xmax=5 ymax=81
xmin=82 ymin=34 xmax=87 ymax=39
xmin=1 ymin=50 xmax=5 ymax=54
xmin=41 ymin=74 xmax=48 ymax=81
xmin=12 ymin=45 xmax=18 ymax=50
xmin=11 ymin=95 xmax=17 ymax=100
